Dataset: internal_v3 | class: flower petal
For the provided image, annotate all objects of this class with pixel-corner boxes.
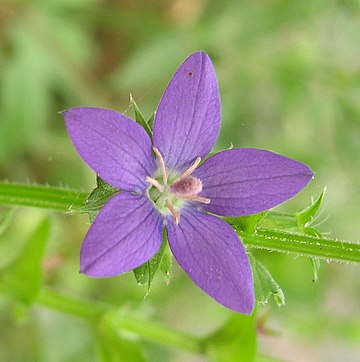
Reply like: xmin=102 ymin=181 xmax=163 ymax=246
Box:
xmin=153 ymin=51 xmax=221 ymax=174
xmin=63 ymin=107 xmax=156 ymax=192
xmin=167 ymin=208 xmax=255 ymax=314
xmin=80 ymin=192 xmax=163 ymax=277
xmin=194 ymin=148 xmax=314 ymax=216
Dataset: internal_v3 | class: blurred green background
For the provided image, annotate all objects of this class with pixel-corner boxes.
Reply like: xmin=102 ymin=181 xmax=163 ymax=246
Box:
xmin=1 ymin=0 xmax=360 ymax=361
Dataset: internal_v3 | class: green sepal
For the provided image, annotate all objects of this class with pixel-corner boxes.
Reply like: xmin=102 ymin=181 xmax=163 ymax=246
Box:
xmin=205 ymin=311 xmax=257 ymax=362
xmin=249 ymin=253 xmax=285 ymax=307
xmin=0 ymin=217 xmax=51 ymax=304
xmin=82 ymin=176 xmax=119 ymax=222
xmin=226 ymin=212 xmax=267 ymax=234
xmin=130 ymin=94 xmax=153 ymax=136
xmin=133 ymin=231 xmax=172 ymax=293
xmin=147 ymin=112 xmax=155 ymax=129
xmin=296 ymin=188 xmax=326 ymax=227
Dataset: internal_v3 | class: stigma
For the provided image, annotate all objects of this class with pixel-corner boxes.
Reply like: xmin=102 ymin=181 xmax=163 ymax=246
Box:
xmin=146 ymin=147 xmax=210 ymax=225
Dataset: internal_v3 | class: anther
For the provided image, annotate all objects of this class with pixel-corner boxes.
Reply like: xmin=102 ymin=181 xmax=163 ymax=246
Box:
xmin=146 ymin=176 xmax=164 ymax=192
xmin=153 ymin=147 xmax=168 ymax=184
xmin=175 ymin=157 xmax=201 ymax=182
xmin=165 ymin=199 xmax=180 ymax=225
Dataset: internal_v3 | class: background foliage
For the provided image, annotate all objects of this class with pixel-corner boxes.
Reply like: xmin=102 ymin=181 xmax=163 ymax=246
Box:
xmin=1 ymin=0 xmax=360 ymax=361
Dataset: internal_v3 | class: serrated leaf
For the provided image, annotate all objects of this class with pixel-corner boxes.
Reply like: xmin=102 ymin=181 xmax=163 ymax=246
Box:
xmin=249 ymin=254 xmax=285 ymax=307
xmin=130 ymin=94 xmax=153 ymax=136
xmin=226 ymin=212 xmax=267 ymax=234
xmin=296 ymin=188 xmax=326 ymax=227
xmin=0 ymin=217 xmax=51 ymax=304
xmin=82 ymin=176 xmax=119 ymax=222
xmin=205 ymin=312 xmax=257 ymax=362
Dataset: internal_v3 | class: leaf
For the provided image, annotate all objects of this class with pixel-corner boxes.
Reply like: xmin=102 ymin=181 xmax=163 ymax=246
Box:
xmin=159 ymin=244 xmax=172 ymax=284
xmin=296 ymin=188 xmax=326 ymax=226
xmin=0 ymin=217 xmax=51 ymax=304
xmin=310 ymin=257 xmax=320 ymax=283
xmin=148 ymin=112 xmax=155 ymax=129
xmin=130 ymin=94 xmax=153 ymax=136
xmin=133 ymin=232 xmax=172 ymax=293
xmin=205 ymin=312 xmax=257 ymax=362
xmin=226 ymin=212 xmax=267 ymax=234
xmin=249 ymin=254 xmax=285 ymax=307
xmin=82 ymin=176 xmax=119 ymax=222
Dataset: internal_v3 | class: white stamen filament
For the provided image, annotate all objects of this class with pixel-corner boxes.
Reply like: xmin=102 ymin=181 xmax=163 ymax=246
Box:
xmin=179 ymin=195 xmax=211 ymax=204
xmin=146 ymin=176 xmax=164 ymax=192
xmin=175 ymin=157 xmax=201 ymax=182
xmin=153 ymin=146 xmax=168 ymax=184
xmin=165 ymin=199 xmax=180 ymax=224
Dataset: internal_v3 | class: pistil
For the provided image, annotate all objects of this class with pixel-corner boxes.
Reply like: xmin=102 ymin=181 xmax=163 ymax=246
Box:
xmin=147 ymin=148 xmax=210 ymax=225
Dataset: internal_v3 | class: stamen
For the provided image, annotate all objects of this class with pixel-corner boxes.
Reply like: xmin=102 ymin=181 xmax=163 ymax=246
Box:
xmin=165 ymin=199 xmax=180 ymax=225
xmin=153 ymin=147 xmax=168 ymax=184
xmin=180 ymin=195 xmax=211 ymax=204
xmin=175 ymin=157 xmax=201 ymax=182
xmin=146 ymin=176 xmax=164 ymax=192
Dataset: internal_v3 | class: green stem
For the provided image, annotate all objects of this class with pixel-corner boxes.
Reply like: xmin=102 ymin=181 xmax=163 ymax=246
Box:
xmin=38 ymin=288 xmax=204 ymax=354
xmin=38 ymin=288 xmax=109 ymax=322
xmin=0 ymin=182 xmax=88 ymax=212
xmin=1 ymin=182 xmax=360 ymax=264
xmin=109 ymin=311 xmax=204 ymax=354
xmin=242 ymin=229 xmax=360 ymax=263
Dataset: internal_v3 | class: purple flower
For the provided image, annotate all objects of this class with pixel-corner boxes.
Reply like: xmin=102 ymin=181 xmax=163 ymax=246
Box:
xmin=63 ymin=51 xmax=313 ymax=314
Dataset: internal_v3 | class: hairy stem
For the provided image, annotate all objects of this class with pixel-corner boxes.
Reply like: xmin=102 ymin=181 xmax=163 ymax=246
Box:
xmin=242 ymin=229 xmax=360 ymax=263
xmin=0 ymin=182 xmax=87 ymax=212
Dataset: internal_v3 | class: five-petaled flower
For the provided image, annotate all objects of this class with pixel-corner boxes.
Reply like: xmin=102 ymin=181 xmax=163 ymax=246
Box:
xmin=63 ymin=51 xmax=313 ymax=314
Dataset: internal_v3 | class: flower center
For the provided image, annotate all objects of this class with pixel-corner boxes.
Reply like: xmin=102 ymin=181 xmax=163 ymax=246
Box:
xmin=146 ymin=147 xmax=210 ymax=225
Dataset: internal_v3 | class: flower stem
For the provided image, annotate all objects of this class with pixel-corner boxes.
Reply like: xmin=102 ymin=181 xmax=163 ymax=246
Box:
xmin=1 ymin=182 xmax=360 ymax=264
xmin=37 ymin=288 xmax=204 ymax=354
xmin=242 ymin=229 xmax=360 ymax=263
xmin=0 ymin=182 xmax=87 ymax=212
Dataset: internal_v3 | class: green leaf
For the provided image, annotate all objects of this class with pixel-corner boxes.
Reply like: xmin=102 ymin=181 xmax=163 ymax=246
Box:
xmin=159 ymin=242 xmax=172 ymax=284
xmin=130 ymin=94 xmax=153 ymax=136
xmin=226 ymin=212 xmax=267 ymax=234
xmin=148 ymin=112 xmax=155 ymax=129
xmin=98 ymin=311 xmax=146 ymax=362
xmin=133 ymin=232 xmax=172 ymax=293
xmin=295 ymin=188 xmax=326 ymax=226
xmin=310 ymin=257 xmax=321 ymax=283
xmin=205 ymin=312 xmax=257 ymax=362
xmin=249 ymin=254 xmax=285 ymax=307
xmin=0 ymin=217 xmax=51 ymax=304
xmin=82 ymin=176 xmax=119 ymax=222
